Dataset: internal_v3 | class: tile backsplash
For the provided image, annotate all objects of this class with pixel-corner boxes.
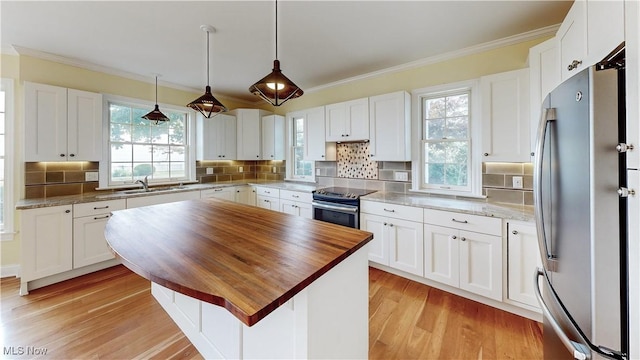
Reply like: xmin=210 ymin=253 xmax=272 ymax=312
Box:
xmin=195 ymin=160 xmax=285 ymax=183
xmin=482 ymin=162 xmax=533 ymax=205
xmin=336 ymin=143 xmax=378 ymax=179
xmin=25 ymin=162 xmax=100 ymax=198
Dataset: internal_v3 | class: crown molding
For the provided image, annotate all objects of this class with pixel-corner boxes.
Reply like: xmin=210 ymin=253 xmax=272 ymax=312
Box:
xmin=304 ymin=24 xmax=560 ymax=94
xmin=9 ymin=44 xmax=257 ymax=106
xmin=1 ymin=45 xmax=18 ymax=56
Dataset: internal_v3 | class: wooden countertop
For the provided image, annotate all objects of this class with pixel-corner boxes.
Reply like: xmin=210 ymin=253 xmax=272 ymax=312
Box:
xmin=105 ymin=198 xmax=373 ymax=326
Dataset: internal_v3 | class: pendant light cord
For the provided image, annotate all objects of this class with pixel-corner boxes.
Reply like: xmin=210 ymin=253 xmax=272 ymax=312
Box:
xmin=275 ymin=0 xmax=278 ymax=61
xmin=155 ymin=76 xmax=158 ymax=103
xmin=206 ymin=30 xmax=211 ymax=86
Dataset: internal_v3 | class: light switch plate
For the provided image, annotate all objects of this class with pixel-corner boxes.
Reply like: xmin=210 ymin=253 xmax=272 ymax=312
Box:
xmin=85 ymin=171 xmax=99 ymax=181
xmin=394 ymin=171 xmax=409 ymax=181
xmin=239 ymin=166 xmax=243 ymax=173
xmin=206 ymin=167 xmax=214 ymax=175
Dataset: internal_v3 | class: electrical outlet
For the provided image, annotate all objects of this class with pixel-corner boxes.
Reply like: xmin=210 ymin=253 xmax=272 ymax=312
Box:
xmin=272 ymin=166 xmax=277 ymax=173
xmin=206 ymin=167 xmax=214 ymax=175
xmin=85 ymin=171 xmax=99 ymax=181
xmin=316 ymin=168 xmax=321 ymax=176
xmin=239 ymin=166 xmax=243 ymax=173
xmin=512 ymin=176 xmax=523 ymax=189
xmin=394 ymin=171 xmax=409 ymax=181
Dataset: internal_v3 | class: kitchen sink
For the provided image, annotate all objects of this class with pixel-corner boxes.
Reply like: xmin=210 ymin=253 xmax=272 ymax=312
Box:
xmin=118 ymin=186 xmax=186 ymax=195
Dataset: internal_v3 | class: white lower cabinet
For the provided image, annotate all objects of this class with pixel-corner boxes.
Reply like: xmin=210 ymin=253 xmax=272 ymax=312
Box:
xmin=360 ymin=201 xmax=424 ymax=276
xmin=255 ymin=187 xmax=280 ymax=211
xmin=235 ymin=186 xmax=256 ymax=206
xmin=21 ymin=205 xmax=73 ymax=283
xmin=126 ymin=191 xmax=200 ymax=208
xmin=201 ymin=187 xmax=236 ymax=201
xmin=73 ymin=199 xmax=126 ymax=268
xmin=280 ymin=199 xmax=312 ymax=219
xmin=506 ymin=220 xmax=542 ymax=309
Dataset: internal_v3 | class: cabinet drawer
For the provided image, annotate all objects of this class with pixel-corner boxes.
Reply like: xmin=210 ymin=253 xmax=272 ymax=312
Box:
xmin=255 ymin=187 xmax=280 ymax=198
xmin=280 ymin=189 xmax=312 ymax=203
xmin=73 ymin=199 xmax=126 ymax=217
xmin=201 ymin=187 xmax=235 ymax=197
xmin=423 ymin=209 xmax=501 ymax=236
xmin=360 ymin=200 xmax=422 ymax=222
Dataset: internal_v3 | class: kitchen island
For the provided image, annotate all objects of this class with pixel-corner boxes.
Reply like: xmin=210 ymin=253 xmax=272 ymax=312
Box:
xmin=105 ymin=198 xmax=373 ymax=359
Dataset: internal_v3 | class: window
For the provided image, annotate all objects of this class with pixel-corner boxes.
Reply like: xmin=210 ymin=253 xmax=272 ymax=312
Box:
xmin=105 ymin=97 xmax=194 ymax=187
xmin=422 ymin=91 xmax=470 ymax=190
xmin=1 ymin=78 xmax=14 ymax=240
xmin=412 ymin=81 xmax=482 ymax=196
xmin=287 ymin=113 xmax=314 ymax=181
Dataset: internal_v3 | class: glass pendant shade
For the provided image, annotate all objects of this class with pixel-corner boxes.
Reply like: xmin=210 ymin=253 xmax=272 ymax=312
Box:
xmin=187 ymin=25 xmax=227 ymax=118
xmin=142 ymin=76 xmax=170 ymax=125
xmin=249 ymin=60 xmax=303 ymax=106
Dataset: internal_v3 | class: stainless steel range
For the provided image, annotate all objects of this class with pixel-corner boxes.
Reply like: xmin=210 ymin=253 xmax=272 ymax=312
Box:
xmin=311 ymin=187 xmax=376 ymax=229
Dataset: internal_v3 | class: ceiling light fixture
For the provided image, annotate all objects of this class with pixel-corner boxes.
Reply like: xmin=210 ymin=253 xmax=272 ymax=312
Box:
xmin=142 ymin=75 xmax=170 ymax=125
xmin=187 ymin=25 xmax=228 ymax=118
xmin=249 ymin=0 xmax=303 ymax=106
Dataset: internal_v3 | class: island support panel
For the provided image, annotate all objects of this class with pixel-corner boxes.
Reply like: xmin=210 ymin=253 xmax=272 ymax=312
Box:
xmin=152 ymin=246 xmax=369 ymax=359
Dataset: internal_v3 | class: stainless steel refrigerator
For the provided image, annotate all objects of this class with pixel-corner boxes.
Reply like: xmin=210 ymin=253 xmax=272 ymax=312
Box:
xmin=533 ymin=45 xmax=629 ymax=360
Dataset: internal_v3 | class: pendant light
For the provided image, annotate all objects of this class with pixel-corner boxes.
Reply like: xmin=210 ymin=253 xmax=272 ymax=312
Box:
xmin=249 ymin=0 xmax=303 ymax=106
xmin=142 ymin=75 xmax=170 ymax=125
xmin=187 ymin=25 xmax=227 ymax=118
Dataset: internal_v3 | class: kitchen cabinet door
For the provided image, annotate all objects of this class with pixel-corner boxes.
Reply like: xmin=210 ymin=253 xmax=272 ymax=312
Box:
xmin=21 ymin=205 xmax=73 ymax=283
xmin=458 ymin=230 xmax=502 ymax=302
xmin=290 ymin=106 xmax=336 ymax=161
xmin=626 ymin=0 xmax=640 ymax=171
xmin=197 ymin=113 xmax=237 ymax=160
xmin=73 ymin=199 xmax=125 ymax=269
xmin=232 ymin=109 xmax=271 ymax=160
xmin=423 ymin=224 xmax=459 ymax=288
xmin=235 ymin=186 xmax=256 ymax=206
xmin=388 ymin=218 xmax=424 ymax=276
xmin=507 ymin=221 xmax=542 ymax=309
xmin=529 ymin=38 xmax=561 ymax=159
xmin=586 ymin=0 xmax=624 ymax=66
xmin=368 ymin=91 xmax=411 ymax=161
xmin=262 ymin=115 xmax=285 ymax=160
xmin=24 ymin=82 xmax=102 ymax=162
xmin=280 ymin=199 xmax=312 ymax=219
xmin=325 ymin=98 xmax=369 ymax=142
xmin=557 ymin=0 xmax=587 ymax=82
xmin=201 ymin=187 xmax=236 ymax=201
xmin=256 ymin=195 xmax=280 ymax=211
xmin=480 ymin=68 xmax=531 ymax=162
xmin=361 ymin=213 xmax=389 ymax=266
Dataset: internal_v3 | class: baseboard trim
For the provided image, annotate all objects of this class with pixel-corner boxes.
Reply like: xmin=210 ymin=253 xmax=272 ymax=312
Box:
xmin=1 ymin=264 xmax=20 ymax=278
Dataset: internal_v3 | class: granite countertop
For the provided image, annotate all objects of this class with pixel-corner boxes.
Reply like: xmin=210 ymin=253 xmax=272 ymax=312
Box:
xmin=361 ymin=192 xmax=535 ymax=222
xmin=15 ymin=180 xmax=322 ymax=210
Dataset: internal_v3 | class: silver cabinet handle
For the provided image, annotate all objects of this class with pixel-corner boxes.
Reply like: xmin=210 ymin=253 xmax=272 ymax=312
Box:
xmin=451 ymin=218 xmax=468 ymax=224
xmin=533 ymin=269 xmax=590 ymax=360
xmin=383 ymin=208 xmax=395 ymax=213
xmin=567 ymin=59 xmax=582 ymax=71
xmin=618 ymin=187 xmax=636 ymax=197
xmin=616 ymin=143 xmax=634 ymax=153
xmin=292 ymin=195 xmax=299 ymax=198
xmin=512 ymin=230 xmax=518 ymax=235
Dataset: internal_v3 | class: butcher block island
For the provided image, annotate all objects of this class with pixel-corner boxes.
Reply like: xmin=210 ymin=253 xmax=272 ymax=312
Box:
xmin=105 ymin=198 xmax=373 ymax=359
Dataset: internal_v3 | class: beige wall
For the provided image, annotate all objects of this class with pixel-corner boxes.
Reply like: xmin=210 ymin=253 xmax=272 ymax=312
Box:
xmin=0 ymin=35 xmax=548 ymax=270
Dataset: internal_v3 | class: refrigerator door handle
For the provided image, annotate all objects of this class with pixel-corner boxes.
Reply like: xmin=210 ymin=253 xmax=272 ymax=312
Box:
xmin=534 ymin=268 xmax=591 ymax=360
xmin=534 ymin=107 xmax=559 ymax=271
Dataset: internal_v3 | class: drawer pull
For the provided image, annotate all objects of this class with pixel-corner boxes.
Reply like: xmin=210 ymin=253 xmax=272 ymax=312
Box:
xmin=389 ymin=223 xmax=394 ymax=227
xmin=292 ymin=195 xmax=299 ymax=198
xmin=383 ymin=208 xmax=395 ymax=213
xmin=65 ymin=209 xmax=71 ymax=213
xmin=451 ymin=218 xmax=468 ymax=224
xmin=214 ymin=188 xmax=223 ymax=192
xmin=460 ymin=237 xmax=466 ymax=241
xmin=93 ymin=206 xmax=109 ymax=210
xmin=512 ymin=230 xmax=519 ymax=235
xmin=451 ymin=235 xmax=457 ymax=240
xmin=383 ymin=222 xmax=388 ymax=226
xmin=94 ymin=215 xmax=110 ymax=220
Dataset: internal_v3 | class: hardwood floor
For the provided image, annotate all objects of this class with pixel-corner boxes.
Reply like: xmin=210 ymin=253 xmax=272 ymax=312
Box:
xmin=1 ymin=265 xmax=542 ymax=359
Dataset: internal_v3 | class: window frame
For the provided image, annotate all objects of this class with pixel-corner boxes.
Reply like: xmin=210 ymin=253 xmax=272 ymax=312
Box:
xmin=100 ymin=94 xmax=196 ymax=189
xmin=1 ymin=78 xmax=15 ymax=240
xmin=411 ymin=80 xmax=483 ymax=198
xmin=285 ymin=112 xmax=315 ymax=182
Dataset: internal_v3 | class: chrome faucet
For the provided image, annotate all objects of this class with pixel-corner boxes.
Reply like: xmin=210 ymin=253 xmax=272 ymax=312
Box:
xmin=135 ymin=176 xmax=150 ymax=192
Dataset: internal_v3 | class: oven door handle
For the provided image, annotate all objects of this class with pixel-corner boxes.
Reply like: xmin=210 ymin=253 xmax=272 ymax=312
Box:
xmin=312 ymin=201 xmax=359 ymax=213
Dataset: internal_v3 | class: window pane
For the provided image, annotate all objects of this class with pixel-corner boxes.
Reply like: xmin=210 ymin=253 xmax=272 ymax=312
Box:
xmin=445 ymin=94 xmax=469 ymax=116
xmin=152 ymin=126 xmax=169 ymax=144
xmin=153 ymin=162 xmax=169 ymax=178
xmin=153 ymin=145 xmax=170 ymax=162
xmin=425 ymin=98 xmax=445 ymax=119
xmin=132 ymin=108 xmax=148 ymax=126
xmin=111 ymin=163 xmax=133 ymax=182
xmin=132 ymin=144 xmax=152 ymax=162
xmin=446 ymin=116 xmax=468 ymax=139
xmin=426 ymin=163 xmax=444 ymax=184
xmin=110 ymin=105 xmax=131 ymax=124
xmin=132 ymin=125 xmax=151 ymax=143
xmin=425 ymin=142 xmax=446 ymax=163
xmin=445 ymin=141 xmax=468 ymax=163
xmin=425 ymin=118 xmax=445 ymax=139
xmin=445 ymin=164 xmax=468 ymax=186
xmin=111 ymin=143 xmax=132 ymax=162
xmin=169 ymin=127 xmax=185 ymax=145
xmin=170 ymin=146 xmax=185 ymax=162
xmin=111 ymin=123 xmax=131 ymax=142
xmin=170 ymin=162 xmax=185 ymax=178
xmin=133 ymin=163 xmax=153 ymax=177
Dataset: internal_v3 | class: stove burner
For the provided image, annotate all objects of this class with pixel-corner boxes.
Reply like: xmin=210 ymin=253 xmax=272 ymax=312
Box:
xmin=313 ymin=187 xmax=376 ymax=199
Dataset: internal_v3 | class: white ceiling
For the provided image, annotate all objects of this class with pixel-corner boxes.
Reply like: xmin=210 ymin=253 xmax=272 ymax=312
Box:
xmin=1 ymin=1 xmax=572 ymax=103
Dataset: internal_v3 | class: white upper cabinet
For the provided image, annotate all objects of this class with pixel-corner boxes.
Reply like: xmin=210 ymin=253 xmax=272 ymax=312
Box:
xmin=231 ymin=109 xmax=271 ymax=160
xmin=369 ymin=91 xmax=411 ymax=161
xmin=480 ymin=68 xmax=531 ymax=162
xmin=557 ymin=0 xmax=625 ymax=82
xmin=196 ymin=113 xmax=237 ymax=160
xmin=288 ymin=106 xmax=336 ymax=161
xmin=325 ymin=98 xmax=369 ymax=142
xmin=626 ymin=0 xmax=639 ymax=170
xmin=25 ymin=82 xmax=102 ymax=162
xmin=529 ymin=38 xmax=561 ymax=159
xmin=262 ymin=115 xmax=285 ymax=160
